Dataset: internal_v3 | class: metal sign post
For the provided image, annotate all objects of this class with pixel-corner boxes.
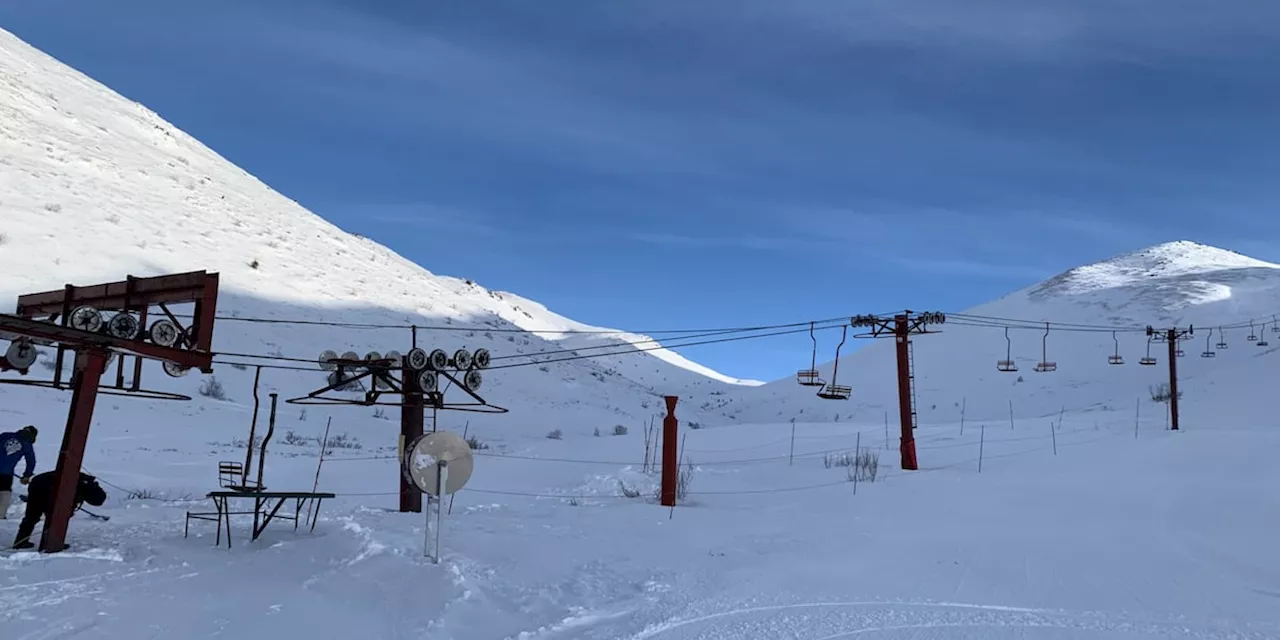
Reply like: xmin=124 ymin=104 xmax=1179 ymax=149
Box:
xmin=424 ymin=461 xmax=449 ymax=562
xmin=403 ymin=432 xmax=471 ymax=565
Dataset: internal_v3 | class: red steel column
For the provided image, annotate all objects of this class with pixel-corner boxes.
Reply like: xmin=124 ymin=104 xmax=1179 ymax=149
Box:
xmin=400 ymin=364 xmax=423 ymax=513
xmin=1167 ymin=329 xmax=1180 ymax=431
xmin=894 ymin=315 xmax=918 ymax=470
xmin=660 ymin=396 xmax=679 ymax=507
xmin=40 ymin=348 xmax=107 ymax=553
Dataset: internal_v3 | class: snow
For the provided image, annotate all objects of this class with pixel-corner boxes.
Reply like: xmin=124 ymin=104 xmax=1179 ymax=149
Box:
xmin=3 ymin=26 xmax=1280 ymax=640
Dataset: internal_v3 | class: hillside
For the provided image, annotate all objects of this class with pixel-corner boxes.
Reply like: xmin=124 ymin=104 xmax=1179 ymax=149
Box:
xmin=0 ymin=25 xmax=757 ymax=444
xmin=729 ymin=240 xmax=1280 ymax=431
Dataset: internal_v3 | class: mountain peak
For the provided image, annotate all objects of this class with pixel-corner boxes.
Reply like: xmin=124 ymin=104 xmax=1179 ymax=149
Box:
xmin=1030 ymin=240 xmax=1280 ymax=299
xmin=1117 ymin=240 xmax=1278 ymax=271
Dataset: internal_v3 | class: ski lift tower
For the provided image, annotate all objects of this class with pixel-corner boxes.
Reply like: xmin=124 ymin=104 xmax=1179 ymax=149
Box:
xmin=1147 ymin=325 xmax=1193 ymax=431
xmin=850 ymin=311 xmax=945 ymax=471
xmin=287 ymin=344 xmax=506 ymax=513
xmin=0 ymin=271 xmax=219 ymax=552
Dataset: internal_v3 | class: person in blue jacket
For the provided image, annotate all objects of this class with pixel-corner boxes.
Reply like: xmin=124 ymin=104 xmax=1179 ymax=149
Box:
xmin=0 ymin=426 xmax=38 ymax=519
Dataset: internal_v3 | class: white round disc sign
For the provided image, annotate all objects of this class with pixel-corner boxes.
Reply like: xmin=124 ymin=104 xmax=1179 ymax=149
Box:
xmin=403 ymin=431 xmax=473 ymax=496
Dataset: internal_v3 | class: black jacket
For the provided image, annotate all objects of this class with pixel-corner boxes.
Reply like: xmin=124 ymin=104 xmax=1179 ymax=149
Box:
xmin=25 ymin=470 xmax=107 ymax=513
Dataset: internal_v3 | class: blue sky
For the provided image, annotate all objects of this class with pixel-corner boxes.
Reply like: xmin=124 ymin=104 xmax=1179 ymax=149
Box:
xmin=5 ymin=1 xmax=1280 ymax=381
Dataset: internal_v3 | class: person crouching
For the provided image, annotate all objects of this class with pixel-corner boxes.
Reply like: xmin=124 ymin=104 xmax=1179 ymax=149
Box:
xmin=13 ymin=470 xmax=108 ymax=550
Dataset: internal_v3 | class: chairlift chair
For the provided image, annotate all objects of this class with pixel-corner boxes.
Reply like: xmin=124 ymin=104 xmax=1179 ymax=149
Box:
xmin=1034 ymin=322 xmax=1057 ymax=372
xmin=1201 ymin=328 xmax=1216 ymax=358
xmin=1175 ymin=339 xmax=1185 ymax=357
xmin=1258 ymin=322 xmax=1270 ymax=347
xmin=996 ymin=326 xmax=1018 ymax=372
xmin=218 ymin=461 xmax=263 ymax=493
xmin=1216 ymin=326 xmax=1228 ymax=350
xmin=795 ymin=321 xmax=826 ymax=387
xmin=1273 ymin=316 xmax=1279 ymax=333
xmin=1139 ymin=336 xmax=1158 ymax=366
xmin=1107 ymin=331 xmax=1124 ymax=365
xmin=1248 ymin=321 xmax=1258 ymax=342
xmin=816 ymin=324 xmax=852 ymax=400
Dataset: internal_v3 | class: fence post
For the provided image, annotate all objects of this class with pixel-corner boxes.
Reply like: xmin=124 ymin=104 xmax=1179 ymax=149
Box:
xmin=978 ymin=424 xmax=985 ymax=473
xmin=789 ymin=418 xmax=796 ymax=466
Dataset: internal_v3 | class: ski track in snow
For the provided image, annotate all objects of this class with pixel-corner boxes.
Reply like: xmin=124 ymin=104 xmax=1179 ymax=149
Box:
xmin=626 ymin=600 xmax=1280 ymax=639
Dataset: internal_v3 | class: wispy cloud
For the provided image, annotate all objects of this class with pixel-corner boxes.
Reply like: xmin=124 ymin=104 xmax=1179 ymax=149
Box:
xmin=676 ymin=0 xmax=1280 ymax=60
xmin=627 ymin=231 xmax=834 ymax=252
xmin=886 ymin=255 xmax=1054 ymax=281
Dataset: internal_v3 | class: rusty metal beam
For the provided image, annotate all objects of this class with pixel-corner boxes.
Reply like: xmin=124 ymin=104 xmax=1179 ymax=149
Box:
xmin=894 ymin=315 xmax=919 ymax=471
xmin=189 ymin=273 xmax=219 ymax=353
xmin=0 ymin=314 xmax=213 ymax=371
xmin=660 ymin=396 xmax=679 ymax=507
xmin=400 ymin=365 xmax=424 ymax=513
xmin=15 ymin=271 xmax=214 ymax=316
xmin=40 ymin=349 xmax=107 ymax=552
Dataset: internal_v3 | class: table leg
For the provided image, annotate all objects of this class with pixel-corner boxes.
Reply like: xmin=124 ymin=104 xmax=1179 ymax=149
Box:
xmin=212 ymin=497 xmax=223 ymax=547
xmin=310 ymin=499 xmax=323 ymax=532
xmin=253 ymin=496 xmax=262 ymax=539
xmin=253 ymin=498 xmax=288 ymax=540
xmin=221 ymin=497 xmax=232 ymax=549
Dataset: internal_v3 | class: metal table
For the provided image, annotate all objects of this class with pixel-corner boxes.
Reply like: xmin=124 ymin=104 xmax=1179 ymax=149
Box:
xmin=185 ymin=490 xmax=336 ymax=548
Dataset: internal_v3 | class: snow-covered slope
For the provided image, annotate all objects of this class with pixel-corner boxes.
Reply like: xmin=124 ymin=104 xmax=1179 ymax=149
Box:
xmin=729 ymin=240 xmax=1280 ymax=428
xmin=0 ymin=26 xmax=760 ymax=438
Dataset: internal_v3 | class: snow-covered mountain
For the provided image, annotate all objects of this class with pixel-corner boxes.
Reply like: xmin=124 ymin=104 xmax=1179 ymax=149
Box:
xmin=0 ymin=26 xmax=761 ymax=438
xmin=730 ymin=240 xmax=1280 ymax=429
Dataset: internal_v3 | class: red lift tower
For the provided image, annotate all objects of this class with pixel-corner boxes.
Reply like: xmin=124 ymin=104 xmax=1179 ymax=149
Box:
xmin=851 ymin=311 xmax=946 ymax=470
xmin=0 ymin=271 xmax=219 ymax=552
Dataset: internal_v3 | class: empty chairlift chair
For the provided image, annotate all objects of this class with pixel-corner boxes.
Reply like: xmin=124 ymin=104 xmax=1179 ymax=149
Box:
xmin=1216 ymin=327 xmax=1228 ymax=350
xmin=795 ymin=321 xmax=826 ymax=387
xmin=218 ymin=461 xmax=263 ymax=493
xmin=1259 ymin=322 xmax=1271 ymax=347
xmin=997 ymin=327 xmax=1018 ymax=372
xmin=1248 ymin=322 xmax=1258 ymax=342
xmin=816 ymin=324 xmax=852 ymax=400
xmin=1034 ymin=322 xmax=1057 ymax=372
xmin=1201 ymin=328 xmax=1216 ymax=358
xmin=1139 ymin=335 xmax=1158 ymax=366
xmin=1107 ymin=331 xmax=1124 ymax=365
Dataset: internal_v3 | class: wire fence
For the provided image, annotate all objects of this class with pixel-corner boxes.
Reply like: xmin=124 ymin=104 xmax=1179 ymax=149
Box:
xmin=78 ymin=398 xmax=1174 ymax=509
